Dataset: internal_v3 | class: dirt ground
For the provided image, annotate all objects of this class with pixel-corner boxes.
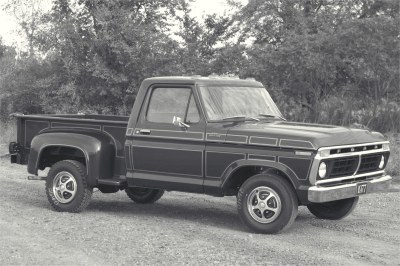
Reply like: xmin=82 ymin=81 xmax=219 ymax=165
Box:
xmin=0 ymin=158 xmax=399 ymax=266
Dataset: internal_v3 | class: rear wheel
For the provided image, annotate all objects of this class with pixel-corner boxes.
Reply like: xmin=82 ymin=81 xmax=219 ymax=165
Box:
xmin=307 ymin=197 xmax=359 ymax=220
xmin=45 ymin=160 xmax=92 ymax=212
xmin=125 ymin=187 xmax=164 ymax=204
xmin=237 ymin=174 xmax=298 ymax=234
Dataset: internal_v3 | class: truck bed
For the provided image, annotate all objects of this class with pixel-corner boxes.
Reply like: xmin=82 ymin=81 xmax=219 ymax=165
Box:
xmin=13 ymin=114 xmax=129 ymax=171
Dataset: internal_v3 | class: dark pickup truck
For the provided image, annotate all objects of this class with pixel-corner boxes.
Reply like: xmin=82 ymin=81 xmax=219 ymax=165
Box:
xmin=9 ymin=76 xmax=392 ymax=234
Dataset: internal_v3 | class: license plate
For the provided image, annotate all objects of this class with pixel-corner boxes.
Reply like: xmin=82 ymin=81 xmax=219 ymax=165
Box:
xmin=357 ymin=183 xmax=367 ymax=195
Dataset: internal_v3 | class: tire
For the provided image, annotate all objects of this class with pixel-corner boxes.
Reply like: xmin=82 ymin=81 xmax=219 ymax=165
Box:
xmin=45 ymin=160 xmax=92 ymax=212
xmin=307 ymin=197 xmax=359 ymax=220
xmin=237 ymin=174 xmax=298 ymax=234
xmin=125 ymin=187 xmax=164 ymax=204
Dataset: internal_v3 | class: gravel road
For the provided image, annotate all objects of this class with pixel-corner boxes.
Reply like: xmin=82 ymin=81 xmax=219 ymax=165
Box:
xmin=0 ymin=158 xmax=399 ymax=265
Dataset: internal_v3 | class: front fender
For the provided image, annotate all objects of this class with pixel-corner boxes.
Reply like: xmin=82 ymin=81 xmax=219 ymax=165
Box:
xmin=220 ymin=159 xmax=301 ymax=190
xmin=28 ymin=132 xmax=114 ymax=186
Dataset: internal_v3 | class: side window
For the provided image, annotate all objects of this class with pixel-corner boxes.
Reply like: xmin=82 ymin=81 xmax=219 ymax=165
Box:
xmin=146 ymin=87 xmax=200 ymax=124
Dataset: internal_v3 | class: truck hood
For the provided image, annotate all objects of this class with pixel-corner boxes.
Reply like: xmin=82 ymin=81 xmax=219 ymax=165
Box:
xmin=227 ymin=121 xmax=386 ymax=150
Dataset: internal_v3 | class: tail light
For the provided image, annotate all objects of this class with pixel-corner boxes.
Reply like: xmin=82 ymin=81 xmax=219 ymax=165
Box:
xmin=9 ymin=142 xmax=22 ymax=154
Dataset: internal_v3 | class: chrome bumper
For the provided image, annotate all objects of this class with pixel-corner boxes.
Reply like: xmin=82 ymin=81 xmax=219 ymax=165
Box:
xmin=308 ymin=175 xmax=392 ymax=203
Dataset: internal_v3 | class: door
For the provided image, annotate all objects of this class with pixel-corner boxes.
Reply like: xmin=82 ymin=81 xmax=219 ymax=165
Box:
xmin=130 ymin=84 xmax=206 ymax=193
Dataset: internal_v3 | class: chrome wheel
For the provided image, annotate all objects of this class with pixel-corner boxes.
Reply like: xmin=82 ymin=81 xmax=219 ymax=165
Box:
xmin=52 ymin=171 xmax=77 ymax=204
xmin=247 ymin=186 xmax=282 ymax=223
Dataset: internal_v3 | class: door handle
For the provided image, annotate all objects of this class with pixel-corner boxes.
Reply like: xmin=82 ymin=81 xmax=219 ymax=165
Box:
xmin=139 ymin=129 xmax=151 ymax=135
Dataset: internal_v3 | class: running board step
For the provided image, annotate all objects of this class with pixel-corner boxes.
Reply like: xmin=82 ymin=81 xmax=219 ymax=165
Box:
xmin=98 ymin=178 xmax=127 ymax=186
xmin=28 ymin=175 xmax=46 ymax=181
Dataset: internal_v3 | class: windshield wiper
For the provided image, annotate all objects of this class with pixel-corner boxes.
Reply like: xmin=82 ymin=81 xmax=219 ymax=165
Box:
xmin=258 ymin=114 xmax=287 ymax=121
xmin=222 ymin=116 xmax=260 ymax=122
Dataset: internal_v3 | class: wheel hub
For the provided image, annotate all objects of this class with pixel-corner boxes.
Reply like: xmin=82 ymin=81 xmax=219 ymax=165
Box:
xmin=247 ymin=186 xmax=282 ymax=224
xmin=52 ymin=171 xmax=77 ymax=204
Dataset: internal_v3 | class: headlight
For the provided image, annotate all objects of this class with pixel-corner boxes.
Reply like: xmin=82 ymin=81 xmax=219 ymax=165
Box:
xmin=378 ymin=155 xmax=385 ymax=169
xmin=318 ymin=162 xmax=327 ymax=178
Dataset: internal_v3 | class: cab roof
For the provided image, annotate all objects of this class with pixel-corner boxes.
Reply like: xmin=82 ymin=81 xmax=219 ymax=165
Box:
xmin=142 ymin=76 xmax=264 ymax=88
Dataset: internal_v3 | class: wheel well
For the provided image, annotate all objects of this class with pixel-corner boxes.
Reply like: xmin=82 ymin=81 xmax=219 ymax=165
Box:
xmin=223 ymin=166 xmax=295 ymax=196
xmin=38 ymin=146 xmax=86 ymax=170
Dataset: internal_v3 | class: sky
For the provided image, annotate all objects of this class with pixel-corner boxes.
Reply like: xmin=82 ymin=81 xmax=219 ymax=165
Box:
xmin=0 ymin=0 xmax=246 ymax=47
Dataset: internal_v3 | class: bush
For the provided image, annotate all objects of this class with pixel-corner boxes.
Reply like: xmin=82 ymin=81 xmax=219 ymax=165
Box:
xmin=360 ymin=100 xmax=400 ymax=133
xmin=386 ymin=133 xmax=400 ymax=177
xmin=0 ymin=121 xmax=16 ymax=155
xmin=0 ymin=121 xmax=16 ymax=144
xmin=276 ymin=95 xmax=400 ymax=133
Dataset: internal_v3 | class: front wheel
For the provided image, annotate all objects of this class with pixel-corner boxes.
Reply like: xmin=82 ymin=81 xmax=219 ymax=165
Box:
xmin=307 ymin=197 xmax=359 ymax=220
xmin=125 ymin=187 xmax=164 ymax=204
xmin=237 ymin=174 xmax=298 ymax=234
xmin=45 ymin=160 xmax=93 ymax=212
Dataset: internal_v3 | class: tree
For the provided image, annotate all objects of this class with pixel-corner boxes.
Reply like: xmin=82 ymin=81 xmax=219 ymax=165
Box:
xmin=229 ymin=0 xmax=399 ymax=127
xmin=33 ymin=0 xmax=189 ymax=114
xmin=176 ymin=1 xmax=246 ymax=76
xmin=3 ymin=0 xmax=45 ymax=56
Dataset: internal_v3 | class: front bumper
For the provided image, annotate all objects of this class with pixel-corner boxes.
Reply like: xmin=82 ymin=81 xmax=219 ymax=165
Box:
xmin=308 ymin=175 xmax=392 ymax=203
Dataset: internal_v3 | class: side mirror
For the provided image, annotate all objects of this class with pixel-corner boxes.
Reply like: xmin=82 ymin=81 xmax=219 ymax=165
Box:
xmin=173 ymin=116 xmax=190 ymax=128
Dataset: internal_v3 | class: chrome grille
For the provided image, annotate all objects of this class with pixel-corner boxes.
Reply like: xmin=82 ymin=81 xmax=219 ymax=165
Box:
xmin=357 ymin=154 xmax=382 ymax=174
xmin=314 ymin=142 xmax=390 ymax=185
xmin=329 ymin=156 xmax=358 ymax=178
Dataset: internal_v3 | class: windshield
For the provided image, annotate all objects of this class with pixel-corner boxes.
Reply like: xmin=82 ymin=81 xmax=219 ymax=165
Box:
xmin=198 ymin=86 xmax=283 ymax=121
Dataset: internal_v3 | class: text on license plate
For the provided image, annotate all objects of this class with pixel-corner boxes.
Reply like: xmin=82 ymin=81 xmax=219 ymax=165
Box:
xmin=357 ymin=183 xmax=367 ymax=195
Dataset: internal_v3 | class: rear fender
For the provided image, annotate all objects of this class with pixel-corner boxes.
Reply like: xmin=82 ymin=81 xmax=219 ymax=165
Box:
xmin=28 ymin=131 xmax=115 ymax=186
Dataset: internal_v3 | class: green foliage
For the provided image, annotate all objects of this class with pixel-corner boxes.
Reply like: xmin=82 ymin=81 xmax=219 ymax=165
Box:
xmin=0 ymin=47 xmax=46 ymax=119
xmin=0 ymin=120 xmax=16 ymax=146
xmin=177 ymin=2 xmax=241 ymax=75
xmin=0 ymin=0 xmax=399 ymax=133
xmin=386 ymin=133 xmax=400 ymax=176
xmin=233 ymin=0 xmax=400 ymax=131
xmin=31 ymin=0 xmax=189 ymax=114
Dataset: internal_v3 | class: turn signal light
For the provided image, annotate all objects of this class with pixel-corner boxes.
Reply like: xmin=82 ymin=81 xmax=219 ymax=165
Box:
xmin=378 ymin=155 xmax=385 ymax=169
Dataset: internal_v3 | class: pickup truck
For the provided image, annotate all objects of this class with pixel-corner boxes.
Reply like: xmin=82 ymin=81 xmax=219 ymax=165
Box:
xmin=9 ymin=76 xmax=392 ymax=234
